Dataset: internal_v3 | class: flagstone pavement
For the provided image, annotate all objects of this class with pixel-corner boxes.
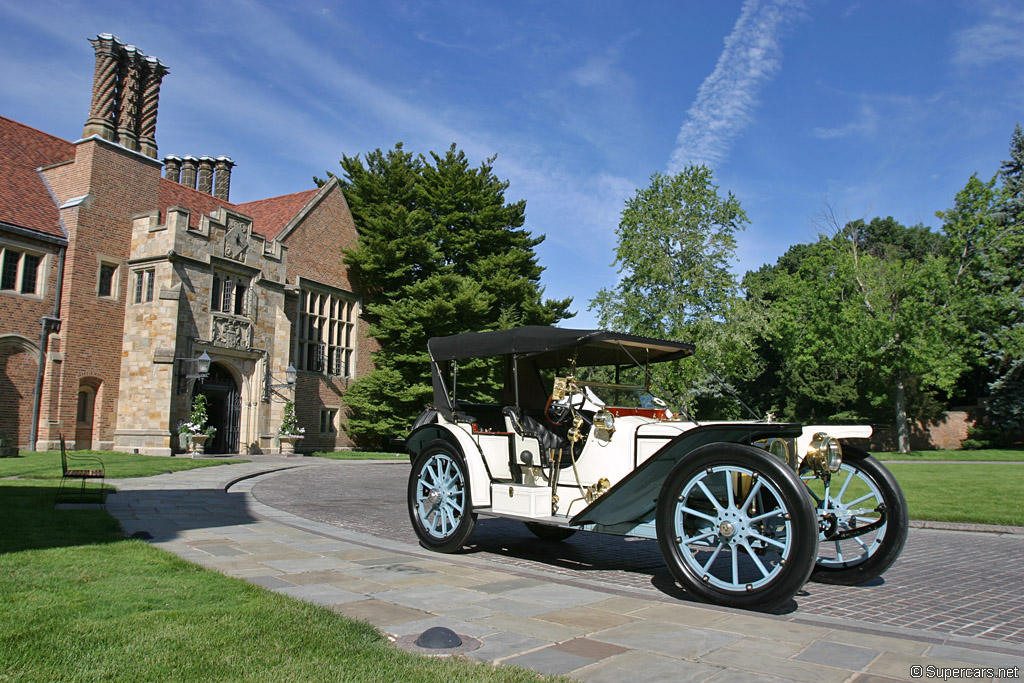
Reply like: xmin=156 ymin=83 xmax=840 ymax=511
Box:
xmin=103 ymin=459 xmax=1024 ymax=682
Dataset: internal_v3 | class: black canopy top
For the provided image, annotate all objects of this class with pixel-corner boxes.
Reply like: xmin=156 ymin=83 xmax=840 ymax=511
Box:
xmin=427 ymin=326 xmax=695 ymax=368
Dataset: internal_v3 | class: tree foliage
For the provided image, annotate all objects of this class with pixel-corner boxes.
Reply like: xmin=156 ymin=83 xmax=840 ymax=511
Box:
xmin=937 ymin=125 xmax=1024 ymax=436
xmin=590 ymin=166 xmax=761 ymax=417
xmin=323 ymin=144 xmax=571 ymax=447
xmin=745 ymin=217 xmax=976 ymax=452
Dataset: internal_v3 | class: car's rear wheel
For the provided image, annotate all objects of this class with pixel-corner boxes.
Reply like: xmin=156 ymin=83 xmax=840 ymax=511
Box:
xmin=802 ymin=446 xmax=908 ymax=585
xmin=656 ymin=443 xmax=818 ymax=611
xmin=524 ymin=522 xmax=577 ymax=541
xmin=408 ymin=440 xmax=476 ymax=552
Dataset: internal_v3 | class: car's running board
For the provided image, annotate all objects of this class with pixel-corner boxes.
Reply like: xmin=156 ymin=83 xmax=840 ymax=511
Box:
xmin=475 ymin=511 xmax=572 ymax=527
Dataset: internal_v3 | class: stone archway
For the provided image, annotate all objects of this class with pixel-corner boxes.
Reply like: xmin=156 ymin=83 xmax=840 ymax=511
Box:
xmin=194 ymin=363 xmax=241 ymax=454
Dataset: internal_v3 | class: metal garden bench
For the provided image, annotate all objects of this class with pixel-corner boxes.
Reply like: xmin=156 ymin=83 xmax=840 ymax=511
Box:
xmin=56 ymin=434 xmax=105 ymax=506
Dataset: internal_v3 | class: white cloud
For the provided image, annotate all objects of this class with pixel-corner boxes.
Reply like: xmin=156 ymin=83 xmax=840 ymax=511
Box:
xmin=953 ymin=2 xmax=1024 ymax=67
xmin=570 ymin=30 xmax=639 ymax=88
xmin=811 ymin=104 xmax=878 ymax=140
xmin=668 ymin=0 xmax=804 ymax=172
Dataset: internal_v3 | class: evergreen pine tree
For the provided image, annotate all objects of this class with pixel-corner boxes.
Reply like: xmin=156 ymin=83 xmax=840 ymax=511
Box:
xmin=326 ymin=143 xmax=571 ymax=447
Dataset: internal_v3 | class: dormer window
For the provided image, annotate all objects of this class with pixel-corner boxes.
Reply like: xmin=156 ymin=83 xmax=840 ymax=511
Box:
xmin=211 ymin=271 xmax=248 ymax=316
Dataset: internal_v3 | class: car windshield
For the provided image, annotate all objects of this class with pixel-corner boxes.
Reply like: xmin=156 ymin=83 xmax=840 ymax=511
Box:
xmin=551 ymin=364 xmax=675 ymax=414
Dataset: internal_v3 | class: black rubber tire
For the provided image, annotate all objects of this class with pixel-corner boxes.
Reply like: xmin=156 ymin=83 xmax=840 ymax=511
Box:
xmin=806 ymin=446 xmax=908 ymax=585
xmin=408 ymin=439 xmax=477 ymax=553
xmin=656 ymin=443 xmax=819 ymax=611
xmin=524 ymin=522 xmax=577 ymax=541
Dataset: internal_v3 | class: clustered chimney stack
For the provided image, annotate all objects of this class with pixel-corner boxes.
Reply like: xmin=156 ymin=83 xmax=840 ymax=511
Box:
xmin=164 ymin=154 xmax=236 ymax=201
xmin=83 ymin=34 xmax=168 ymax=159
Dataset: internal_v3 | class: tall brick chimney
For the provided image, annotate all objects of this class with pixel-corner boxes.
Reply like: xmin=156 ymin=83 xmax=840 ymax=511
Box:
xmin=139 ymin=56 xmax=169 ymax=158
xmin=214 ymin=156 xmax=235 ymax=200
xmin=163 ymin=155 xmax=182 ymax=183
xmin=83 ymin=34 xmax=120 ymax=142
xmin=197 ymin=156 xmax=215 ymax=194
xmin=83 ymin=34 xmax=168 ymax=159
xmin=180 ymin=155 xmax=198 ymax=189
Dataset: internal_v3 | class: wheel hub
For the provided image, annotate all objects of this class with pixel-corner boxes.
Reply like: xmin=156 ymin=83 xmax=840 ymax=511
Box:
xmin=428 ymin=488 xmax=443 ymax=505
xmin=719 ymin=520 xmax=737 ymax=538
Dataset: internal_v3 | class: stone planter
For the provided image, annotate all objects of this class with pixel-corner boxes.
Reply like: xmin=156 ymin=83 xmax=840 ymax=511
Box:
xmin=279 ymin=434 xmax=303 ymax=456
xmin=190 ymin=434 xmax=209 ymax=455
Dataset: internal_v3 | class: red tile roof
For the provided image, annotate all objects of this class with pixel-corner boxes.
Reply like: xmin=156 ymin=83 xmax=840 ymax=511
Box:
xmin=235 ymin=189 xmax=318 ymax=240
xmin=158 ymin=177 xmax=236 ymax=227
xmin=0 ymin=116 xmax=74 ymax=239
xmin=0 ymin=114 xmax=319 ymax=242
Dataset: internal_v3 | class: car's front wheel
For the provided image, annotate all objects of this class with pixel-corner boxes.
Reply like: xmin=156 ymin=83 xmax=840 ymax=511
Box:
xmin=408 ymin=440 xmax=476 ymax=552
xmin=802 ymin=446 xmax=908 ymax=585
xmin=656 ymin=443 xmax=819 ymax=611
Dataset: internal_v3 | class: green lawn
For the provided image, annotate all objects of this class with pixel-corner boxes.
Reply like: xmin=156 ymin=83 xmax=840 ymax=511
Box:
xmin=0 ymin=480 xmax=557 ymax=682
xmin=311 ymin=450 xmax=406 ymax=460
xmin=872 ymin=448 xmax=1024 ymax=462
xmin=883 ymin=463 xmax=1024 ymax=527
xmin=0 ymin=449 xmax=246 ymax=479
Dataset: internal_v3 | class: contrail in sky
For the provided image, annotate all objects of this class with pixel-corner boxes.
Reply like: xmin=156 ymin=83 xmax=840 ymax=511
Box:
xmin=668 ymin=0 xmax=805 ymax=172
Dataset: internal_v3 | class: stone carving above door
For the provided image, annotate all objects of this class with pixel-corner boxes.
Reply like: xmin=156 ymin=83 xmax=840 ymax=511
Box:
xmin=211 ymin=314 xmax=252 ymax=350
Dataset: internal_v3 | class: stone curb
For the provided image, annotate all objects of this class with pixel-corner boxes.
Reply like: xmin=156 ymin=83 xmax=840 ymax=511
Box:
xmin=908 ymin=519 xmax=1024 ymax=535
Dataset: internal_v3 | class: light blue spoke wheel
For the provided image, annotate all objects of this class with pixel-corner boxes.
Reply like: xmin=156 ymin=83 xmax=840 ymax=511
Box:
xmin=802 ymin=446 xmax=908 ymax=585
xmin=408 ymin=440 xmax=476 ymax=552
xmin=656 ymin=443 xmax=818 ymax=611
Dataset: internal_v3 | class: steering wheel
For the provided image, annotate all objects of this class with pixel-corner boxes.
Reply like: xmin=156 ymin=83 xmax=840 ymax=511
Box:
xmin=545 ymin=391 xmax=590 ymax=426
xmin=545 ymin=394 xmax=572 ymax=425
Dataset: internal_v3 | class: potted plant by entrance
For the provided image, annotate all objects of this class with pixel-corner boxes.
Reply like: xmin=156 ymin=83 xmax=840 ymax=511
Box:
xmin=179 ymin=394 xmax=216 ymax=456
xmin=278 ymin=401 xmax=305 ymax=456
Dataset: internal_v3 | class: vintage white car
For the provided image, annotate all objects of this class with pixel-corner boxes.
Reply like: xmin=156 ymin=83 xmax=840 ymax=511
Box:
xmin=405 ymin=327 xmax=908 ymax=611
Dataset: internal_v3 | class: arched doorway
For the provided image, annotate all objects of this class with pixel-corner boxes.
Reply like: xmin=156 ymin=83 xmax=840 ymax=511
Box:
xmin=194 ymin=363 xmax=240 ymax=454
xmin=75 ymin=381 xmax=99 ymax=450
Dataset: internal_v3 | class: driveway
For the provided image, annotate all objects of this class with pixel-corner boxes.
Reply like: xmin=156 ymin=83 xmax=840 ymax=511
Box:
xmin=251 ymin=460 xmax=1024 ymax=646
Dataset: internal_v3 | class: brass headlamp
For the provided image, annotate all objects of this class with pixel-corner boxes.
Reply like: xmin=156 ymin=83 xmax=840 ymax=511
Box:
xmin=805 ymin=432 xmax=843 ymax=476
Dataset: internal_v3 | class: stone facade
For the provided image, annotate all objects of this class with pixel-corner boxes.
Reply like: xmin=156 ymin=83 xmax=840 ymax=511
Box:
xmin=0 ymin=35 xmax=376 ymax=455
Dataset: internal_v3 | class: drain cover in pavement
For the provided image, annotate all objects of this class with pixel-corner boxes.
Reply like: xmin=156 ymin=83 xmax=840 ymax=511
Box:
xmin=392 ymin=628 xmax=480 ymax=656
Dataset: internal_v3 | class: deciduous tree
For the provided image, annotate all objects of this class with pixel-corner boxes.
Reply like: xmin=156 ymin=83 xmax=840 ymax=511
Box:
xmin=590 ymin=166 xmax=761 ymax=417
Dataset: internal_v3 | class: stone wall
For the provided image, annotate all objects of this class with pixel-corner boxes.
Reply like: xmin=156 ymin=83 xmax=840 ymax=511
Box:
xmin=115 ymin=202 xmax=290 ymax=455
xmin=868 ymin=406 xmax=981 ymax=451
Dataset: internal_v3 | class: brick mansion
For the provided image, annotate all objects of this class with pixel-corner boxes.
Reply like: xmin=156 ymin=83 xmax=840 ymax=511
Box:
xmin=0 ymin=34 xmax=375 ymax=455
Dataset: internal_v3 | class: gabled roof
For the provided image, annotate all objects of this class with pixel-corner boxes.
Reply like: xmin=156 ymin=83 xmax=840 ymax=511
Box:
xmin=235 ymin=188 xmax=319 ymax=240
xmin=0 ymin=116 xmax=74 ymax=239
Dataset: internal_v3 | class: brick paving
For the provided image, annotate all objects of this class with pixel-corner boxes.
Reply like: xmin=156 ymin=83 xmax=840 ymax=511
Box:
xmin=252 ymin=460 xmax=1024 ymax=646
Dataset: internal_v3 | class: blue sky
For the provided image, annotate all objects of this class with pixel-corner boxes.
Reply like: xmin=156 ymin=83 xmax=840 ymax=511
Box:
xmin=2 ymin=1 xmax=1022 ymax=328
